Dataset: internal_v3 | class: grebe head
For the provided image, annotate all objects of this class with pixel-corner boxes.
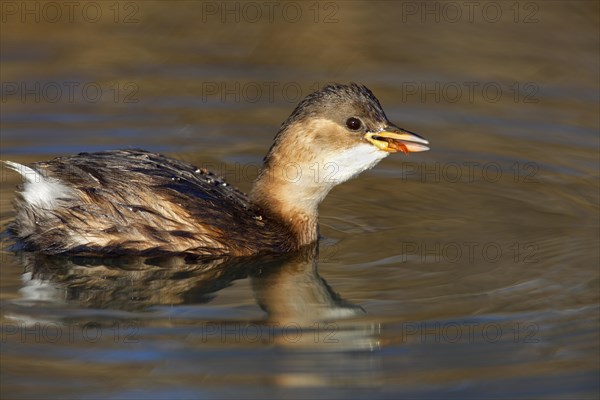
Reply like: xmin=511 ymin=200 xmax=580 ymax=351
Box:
xmin=251 ymin=83 xmax=429 ymax=245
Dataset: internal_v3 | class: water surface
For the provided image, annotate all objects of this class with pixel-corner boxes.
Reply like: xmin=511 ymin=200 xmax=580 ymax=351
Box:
xmin=1 ymin=1 xmax=598 ymax=399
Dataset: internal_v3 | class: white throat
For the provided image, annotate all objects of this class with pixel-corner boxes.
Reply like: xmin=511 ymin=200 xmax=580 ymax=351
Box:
xmin=269 ymin=143 xmax=388 ymax=214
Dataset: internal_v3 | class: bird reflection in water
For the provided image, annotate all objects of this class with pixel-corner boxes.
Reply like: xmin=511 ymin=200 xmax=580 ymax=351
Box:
xmin=13 ymin=243 xmax=380 ymax=353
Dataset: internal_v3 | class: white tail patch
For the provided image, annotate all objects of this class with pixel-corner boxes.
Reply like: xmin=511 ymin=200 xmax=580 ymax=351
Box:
xmin=3 ymin=160 xmax=73 ymax=208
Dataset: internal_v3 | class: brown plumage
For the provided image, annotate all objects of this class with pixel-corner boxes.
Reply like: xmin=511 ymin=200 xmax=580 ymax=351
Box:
xmin=4 ymin=83 xmax=429 ymax=256
xmin=7 ymin=150 xmax=292 ymax=255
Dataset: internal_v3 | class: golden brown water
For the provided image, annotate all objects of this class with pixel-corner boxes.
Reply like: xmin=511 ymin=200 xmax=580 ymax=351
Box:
xmin=1 ymin=1 xmax=599 ymax=399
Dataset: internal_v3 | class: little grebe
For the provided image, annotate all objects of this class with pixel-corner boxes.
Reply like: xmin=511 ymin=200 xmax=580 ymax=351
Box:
xmin=4 ymin=83 xmax=429 ymax=256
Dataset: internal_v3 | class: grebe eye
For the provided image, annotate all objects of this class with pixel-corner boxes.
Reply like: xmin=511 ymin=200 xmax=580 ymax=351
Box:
xmin=346 ymin=117 xmax=362 ymax=131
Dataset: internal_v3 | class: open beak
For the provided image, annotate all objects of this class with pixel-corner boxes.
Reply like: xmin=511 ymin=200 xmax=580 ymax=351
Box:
xmin=364 ymin=125 xmax=429 ymax=154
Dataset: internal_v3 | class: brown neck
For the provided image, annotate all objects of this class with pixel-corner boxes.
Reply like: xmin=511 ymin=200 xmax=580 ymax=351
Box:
xmin=249 ymin=118 xmax=382 ymax=249
xmin=250 ymin=167 xmax=320 ymax=249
